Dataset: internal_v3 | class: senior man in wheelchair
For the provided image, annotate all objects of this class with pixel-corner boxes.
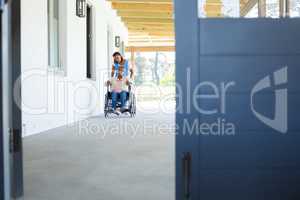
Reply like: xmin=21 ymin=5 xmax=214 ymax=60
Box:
xmin=107 ymin=52 xmax=134 ymax=115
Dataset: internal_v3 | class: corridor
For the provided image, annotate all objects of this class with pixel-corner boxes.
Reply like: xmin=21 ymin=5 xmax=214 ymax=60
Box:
xmin=23 ymin=103 xmax=175 ymax=200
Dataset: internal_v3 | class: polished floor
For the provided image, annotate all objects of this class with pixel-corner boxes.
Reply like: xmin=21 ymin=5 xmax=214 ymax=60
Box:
xmin=23 ymin=103 xmax=175 ymax=200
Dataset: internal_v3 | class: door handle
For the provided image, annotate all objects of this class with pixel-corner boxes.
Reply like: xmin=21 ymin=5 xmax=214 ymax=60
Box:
xmin=182 ymin=152 xmax=191 ymax=200
xmin=9 ymin=129 xmax=22 ymax=153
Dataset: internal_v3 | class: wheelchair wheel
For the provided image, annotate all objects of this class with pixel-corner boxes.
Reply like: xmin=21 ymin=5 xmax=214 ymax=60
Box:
xmin=104 ymin=94 xmax=109 ymax=118
xmin=130 ymin=94 xmax=136 ymax=118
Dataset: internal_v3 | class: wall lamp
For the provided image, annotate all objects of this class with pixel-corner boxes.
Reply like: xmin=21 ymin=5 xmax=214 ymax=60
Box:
xmin=76 ymin=0 xmax=86 ymax=18
xmin=115 ymin=36 xmax=121 ymax=48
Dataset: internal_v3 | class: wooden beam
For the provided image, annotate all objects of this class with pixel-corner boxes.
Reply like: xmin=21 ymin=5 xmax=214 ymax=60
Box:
xmin=241 ymin=0 xmax=258 ymax=17
xmin=126 ymin=46 xmax=175 ymax=52
xmin=204 ymin=4 xmax=222 ymax=12
xmin=128 ymin=26 xmax=174 ymax=31
xmin=128 ymin=40 xmax=174 ymax=45
xmin=129 ymin=43 xmax=175 ymax=47
xmin=126 ymin=23 xmax=174 ymax=27
xmin=122 ymin=17 xmax=173 ymax=24
xmin=111 ymin=2 xmax=173 ymax=12
xmin=129 ymin=37 xmax=174 ymax=40
xmin=130 ymin=31 xmax=174 ymax=36
xmin=129 ymin=32 xmax=174 ymax=37
xmin=258 ymin=0 xmax=266 ymax=17
xmin=129 ymin=40 xmax=174 ymax=43
xmin=129 ymin=39 xmax=175 ymax=43
xmin=125 ymin=23 xmax=174 ymax=28
xmin=129 ymin=35 xmax=173 ymax=38
xmin=129 ymin=37 xmax=174 ymax=42
xmin=127 ymin=26 xmax=174 ymax=32
xmin=108 ymin=0 xmax=172 ymax=3
xmin=117 ymin=11 xmax=173 ymax=19
xmin=204 ymin=0 xmax=223 ymax=17
xmin=130 ymin=39 xmax=173 ymax=41
xmin=131 ymin=42 xmax=172 ymax=45
xmin=286 ymin=0 xmax=290 ymax=17
xmin=279 ymin=0 xmax=290 ymax=17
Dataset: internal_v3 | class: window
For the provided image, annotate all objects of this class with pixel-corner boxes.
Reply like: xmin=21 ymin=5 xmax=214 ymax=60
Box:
xmin=198 ymin=0 xmax=300 ymax=18
xmin=48 ymin=0 xmax=60 ymax=69
xmin=266 ymin=0 xmax=280 ymax=17
xmin=245 ymin=3 xmax=259 ymax=18
xmin=290 ymin=0 xmax=300 ymax=17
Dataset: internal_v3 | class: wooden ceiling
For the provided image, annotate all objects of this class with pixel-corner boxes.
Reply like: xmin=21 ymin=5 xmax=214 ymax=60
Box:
xmin=107 ymin=0 xmax=175 ymax=49
xmin=204 ymin=0 xmax=258 ymax=17
xmin=204 ymin=0 xmax=223 ymax=17
xmin=240 ymin=0 xmax=258 ymax=17
xmin=107 ymin=0 xmax=257 ymax=51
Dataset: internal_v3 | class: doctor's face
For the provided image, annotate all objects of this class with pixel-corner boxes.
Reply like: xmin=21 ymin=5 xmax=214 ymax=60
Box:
xmin=114 ymin=55 xmax=122 ymax=63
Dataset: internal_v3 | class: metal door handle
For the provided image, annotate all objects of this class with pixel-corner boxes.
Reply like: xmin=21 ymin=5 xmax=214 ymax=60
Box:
xmin=182 ymin=152 xmax=191 ymax=200
xmin=9 ymin=129 xmax=22 ymax=153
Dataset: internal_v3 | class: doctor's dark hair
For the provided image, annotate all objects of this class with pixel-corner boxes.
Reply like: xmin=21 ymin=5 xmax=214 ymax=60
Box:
xmin=113 ymin=52 xmax=122 ymax=57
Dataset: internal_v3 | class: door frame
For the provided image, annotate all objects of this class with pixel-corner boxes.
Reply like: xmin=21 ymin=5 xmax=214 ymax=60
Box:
xmin=175 ymin=0 xmax=300 ymax=199
xmin=86 ymin=2 xmax=95 ymax=80
xmin=175 ymin=0 xmax=200 ymax=199
xmin=86 ymin=4 xmax=92 ymax=79
xmin=1 ymin=2 xmax=5 ymax=199
xmin=1 ymin=0 xmax=23 ymax=199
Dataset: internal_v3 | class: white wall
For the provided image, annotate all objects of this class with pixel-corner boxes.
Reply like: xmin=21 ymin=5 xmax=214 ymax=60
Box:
xmin=21 ymin=0 xmax=128 ymax=136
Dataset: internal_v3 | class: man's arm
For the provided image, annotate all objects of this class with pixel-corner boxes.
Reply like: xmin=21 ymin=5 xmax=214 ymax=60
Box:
xmin=111 ymin=65 xmax=115 ymax=78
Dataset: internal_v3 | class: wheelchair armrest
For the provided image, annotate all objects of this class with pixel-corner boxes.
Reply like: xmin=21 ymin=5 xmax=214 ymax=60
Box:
xmin=106 ymin=83 xmax=111 ymax=92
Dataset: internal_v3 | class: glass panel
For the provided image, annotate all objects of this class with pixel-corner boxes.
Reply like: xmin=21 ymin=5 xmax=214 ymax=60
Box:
xmin=245 ymin=3 xmax=259 ymax=18
xmin=48 ymin=0 xmax=60 ymax=68
xmin=290 ymin=0 xmax=300 ymax=17
xmin=266 ymin=0 xmax=280 ymax=18
xmin=198 ymin=0 xmax=251 ymax=18
xmin=223 ymin=0 xmax=241 ymax=17
xmin=198 ymin=0 xmax=295 ymax=18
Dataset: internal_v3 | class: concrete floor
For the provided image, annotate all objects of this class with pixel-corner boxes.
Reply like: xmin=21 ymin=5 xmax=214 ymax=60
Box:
xmin=23 ymin=104 xmax=175 ymax=200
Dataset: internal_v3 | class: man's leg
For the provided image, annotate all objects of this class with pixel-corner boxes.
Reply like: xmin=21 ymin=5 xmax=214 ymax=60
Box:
xmin=111 ymin=92 xmax=117 ymax=110
xmin=120 ymin=91 xmax=127 ymax=109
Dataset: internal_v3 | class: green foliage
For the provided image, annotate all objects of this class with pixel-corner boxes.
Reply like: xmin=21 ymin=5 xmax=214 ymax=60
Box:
xmin=160 ymin=74 xmax=175 ymax=86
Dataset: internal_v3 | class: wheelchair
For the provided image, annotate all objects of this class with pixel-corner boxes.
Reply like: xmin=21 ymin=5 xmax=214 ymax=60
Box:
xmin=104 ymin=82 xmax=136 ymax=118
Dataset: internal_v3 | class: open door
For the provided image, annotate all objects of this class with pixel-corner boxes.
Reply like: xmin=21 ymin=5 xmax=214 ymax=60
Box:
xmin=86 ymin=5 xmax=92 ymax=79
xmin=176 ymin=0 xmax=300 ymax=199
xmin=1 ymin=1 xmax=5 ymax=198
xmin=1 ymin=0 xmax=23 ymax=199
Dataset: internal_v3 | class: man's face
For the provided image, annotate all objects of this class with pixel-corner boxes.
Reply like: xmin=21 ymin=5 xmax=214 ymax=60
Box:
xmin=114 ymin=55 xmax=122 ymax=63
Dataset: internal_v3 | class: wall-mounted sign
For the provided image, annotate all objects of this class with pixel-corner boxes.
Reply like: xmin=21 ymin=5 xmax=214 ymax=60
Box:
xmin=76 ymin=0 xmax=86 ymax=18
xmin=115 ymin=36 xmax=121 ymax=48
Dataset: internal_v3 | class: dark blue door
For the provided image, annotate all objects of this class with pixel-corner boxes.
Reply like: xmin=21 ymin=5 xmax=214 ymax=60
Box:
xmin=175 ymin=0 xmax=300 ymax=199
xmin=1 ymin=0 xmax=23 ymax=199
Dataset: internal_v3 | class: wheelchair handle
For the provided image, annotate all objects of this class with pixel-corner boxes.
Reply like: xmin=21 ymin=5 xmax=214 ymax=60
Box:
xmin=106 ymin=83 xmax=111 ymax=92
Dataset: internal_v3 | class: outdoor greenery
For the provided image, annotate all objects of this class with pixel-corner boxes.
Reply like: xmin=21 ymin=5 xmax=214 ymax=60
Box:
xmin=132 ymin=52 xmax=175 ymax=87
xmin=125 ymin=52 xmax=175 ymax=102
